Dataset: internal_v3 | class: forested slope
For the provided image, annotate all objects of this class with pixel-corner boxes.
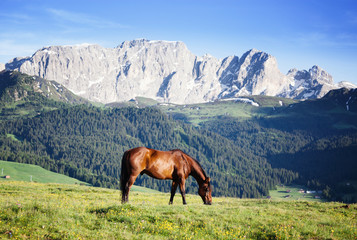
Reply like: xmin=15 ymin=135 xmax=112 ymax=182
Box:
xmin=0 ymin=105 xmax=297 ymax=198
xmin=1 ymin=70 xmax=356 ymax=202
xmin=199 ymin=89 xmax=357 ymax=202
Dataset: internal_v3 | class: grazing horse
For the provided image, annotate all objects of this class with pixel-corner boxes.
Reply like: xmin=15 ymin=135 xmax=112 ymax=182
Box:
xmin=120 ymin=147 xmax=212 ymax=205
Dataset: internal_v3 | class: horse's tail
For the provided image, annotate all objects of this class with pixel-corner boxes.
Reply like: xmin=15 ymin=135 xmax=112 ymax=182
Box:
xmin=120 ymin=150 xmax=129 ymax=196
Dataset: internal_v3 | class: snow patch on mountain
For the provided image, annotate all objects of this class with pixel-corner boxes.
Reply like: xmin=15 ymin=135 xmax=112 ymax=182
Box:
xmin=222 ymin=97 xmax=260 ymax=106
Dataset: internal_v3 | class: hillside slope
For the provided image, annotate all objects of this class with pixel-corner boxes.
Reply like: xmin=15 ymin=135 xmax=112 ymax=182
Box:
xmin=1 ymin=71 xmax=356 ymax=202
xmin=0 ymin=71 xmax=297 ymax=198
xmin=0 ymin=105 xmax=297 ymax=198
xmin=0 ymin=70 xmax=89 ymax=120
xmin=0 ymin=160 xmax=85 ymax=184
xmin=193 ymin=89 xmax=357 ymax=202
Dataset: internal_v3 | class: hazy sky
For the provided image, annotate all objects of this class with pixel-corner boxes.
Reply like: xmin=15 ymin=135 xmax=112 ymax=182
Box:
xmin=1 ymin=0 xmax=357 ymax=84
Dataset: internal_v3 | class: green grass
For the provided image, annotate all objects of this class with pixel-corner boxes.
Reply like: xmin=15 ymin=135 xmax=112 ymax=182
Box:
xmin=0 ymin=160 xmax=86 ymax=185
xmin=1 ymin=181 xmax=356 ymax=239
xmin=0 ymin=160 xmax=158 ymax=193
xmin=135 ymin=96 xmax=159 ymax=107
xmin=106 ymin=97 xmax=159 ymax=109
xmin=158 ymin=96 xmax=299 ymax=126
xmin=160 ymin=101 xmax=258 ymax=126
xmin=269 ymin=185 xmax=324 ymax=202
xmin=0 ymin=100 xmax=59 ymax=121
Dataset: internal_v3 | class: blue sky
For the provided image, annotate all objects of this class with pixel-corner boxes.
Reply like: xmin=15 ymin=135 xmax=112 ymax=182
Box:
xmin=1 ymin=0 xmax=357 ymax=84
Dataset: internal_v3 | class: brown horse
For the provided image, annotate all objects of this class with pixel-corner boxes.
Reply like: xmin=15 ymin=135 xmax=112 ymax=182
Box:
xmin=120 ymin=147 xmax=212 ymax=205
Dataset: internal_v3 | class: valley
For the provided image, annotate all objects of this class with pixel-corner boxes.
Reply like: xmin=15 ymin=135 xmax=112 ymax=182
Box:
xmin=1 ymin=2 xmax=357 ymax=239
xmin=1 ymin=70 xmax=357 ymax=203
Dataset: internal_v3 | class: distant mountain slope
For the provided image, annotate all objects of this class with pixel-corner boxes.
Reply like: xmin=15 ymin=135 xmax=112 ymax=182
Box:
xmin=0 ymin=70 xmax=89 ymax=120
xmin=0 ymin=160 xmax=85 ymax=184
xmin=6 ymin=39 xmax=356 ymax=104
xmin=0 ymin=70 xmax=88 ymax=104
xmin=322 ymin=87 xmax=357 ymax=112
xmin=0 ymin=105 xmax=299 ymax=198
xmin=194 ymin=88 xmax=357 ymax=202
xmin=1 ymin=71 xmax=356 ymax=202
xmin=0 ymin=71 xmax=297 ymax=198
xmin=0 ymin=160 xmax=158 ymax=193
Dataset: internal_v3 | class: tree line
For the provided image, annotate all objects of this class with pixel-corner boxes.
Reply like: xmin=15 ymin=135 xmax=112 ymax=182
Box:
xmin=199 ymin=109 xmax=357 ymax=202
xmin=0 ymin=105 xmax=298 ymax=198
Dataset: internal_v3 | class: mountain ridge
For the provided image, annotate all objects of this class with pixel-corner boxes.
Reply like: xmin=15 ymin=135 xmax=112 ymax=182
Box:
xmin=0 ymin=70 xmax=89 ymax=105
xmin=1 ymin=70 xmax=356 ymax=202
xmin=5 ymin=39 xmax=356 ymax=104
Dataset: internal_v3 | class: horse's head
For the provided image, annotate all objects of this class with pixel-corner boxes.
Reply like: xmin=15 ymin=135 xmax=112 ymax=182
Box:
xmin=198 ymin=177 xmax=212 ymax=205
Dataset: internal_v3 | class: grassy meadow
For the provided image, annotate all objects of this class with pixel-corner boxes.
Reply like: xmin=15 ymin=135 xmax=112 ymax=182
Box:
xmin=160 ymin=100 xmax=259 ymax=126
xmin=1 ymin=181 xmax=356 ymax=239
xmin=0 ymin=160 xmax=157 ymax=193
xmin=269 ymin=185 xmax=324 ymax=202
xmin=158 ymin=96 xmax=297 ymax=126
xmin=0 ymin=160 xmax=86 ymax=185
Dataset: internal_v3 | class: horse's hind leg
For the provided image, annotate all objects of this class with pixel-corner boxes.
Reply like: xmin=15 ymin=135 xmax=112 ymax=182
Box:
xmin=169 ymin=181 xmax=178 ymax=205
xmin=121 ymin=175 xmax=129 ymax=203
xmin=123 ymin=174 xmax=138 ymax=203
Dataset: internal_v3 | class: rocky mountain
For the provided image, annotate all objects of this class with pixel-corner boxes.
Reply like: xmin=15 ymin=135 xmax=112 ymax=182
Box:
xmin=5 ymin=39 xmax=356 ymax=104
xmin=286 ymin=66 xmax=346 ymax=99
xmin=0 ymin=63 xmax=5 ymax=71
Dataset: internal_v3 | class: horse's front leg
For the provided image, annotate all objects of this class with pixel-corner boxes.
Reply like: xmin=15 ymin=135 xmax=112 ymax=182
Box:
xmin=169 ymin=181 xmax=178 ymax=205
xmin=179 ymin=179 xmax=187 ymax=205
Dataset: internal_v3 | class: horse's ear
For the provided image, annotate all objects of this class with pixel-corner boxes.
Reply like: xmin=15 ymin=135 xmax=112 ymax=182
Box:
xmin=205 ymin=177 xmax=210 ymax=183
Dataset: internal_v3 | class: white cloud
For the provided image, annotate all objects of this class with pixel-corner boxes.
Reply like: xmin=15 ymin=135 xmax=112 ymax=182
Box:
xmin=0 ymin=39 xmax=40 ymax=63
xmin=0 ymin=12 xmax=33 ymax=23
xmin=293 ymin=31 xmax=357 ymax=48
xmin=46 ymin=8 xmax=129 ymax=29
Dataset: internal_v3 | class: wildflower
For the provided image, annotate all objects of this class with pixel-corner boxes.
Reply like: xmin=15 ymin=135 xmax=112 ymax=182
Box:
xmin=5 ymin=230 xmax=12 ymax=238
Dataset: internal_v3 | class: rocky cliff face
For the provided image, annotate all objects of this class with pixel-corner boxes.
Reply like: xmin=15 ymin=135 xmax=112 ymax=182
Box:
xmin=5 ymin=39 xmax=356 ymax=104
xmin=0 ymin=63 xmax=5 ymax=71
xmin=287 ymin=65 xmax=336 ymax=99
xmin=218 ymin=49 xmax=293 ymax=99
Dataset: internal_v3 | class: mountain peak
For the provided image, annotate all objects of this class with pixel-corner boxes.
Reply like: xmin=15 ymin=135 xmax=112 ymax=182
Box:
xmin=311 ymin=65 xmax=321 ymax=71
xmin=309 ymin=65 xmax=333 ymax=85
xmin=40 ymin=43 xmax=99 ymax=51
xmin=117 ymin=39 xmax=184 ymax=49
xmin=239 ymin=49 xmax=273 ymax=66
xmin=247 ymin=48 xmax=262 ymax=54
xmin=5 ymin=39 xmax=356 ymax=104
xmin=117 ymin=38 xmax=149 ymax=48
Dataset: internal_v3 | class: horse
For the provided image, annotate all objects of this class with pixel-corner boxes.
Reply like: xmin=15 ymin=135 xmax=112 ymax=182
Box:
xmin=120 ymin=147 xmax=212 ymax=205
